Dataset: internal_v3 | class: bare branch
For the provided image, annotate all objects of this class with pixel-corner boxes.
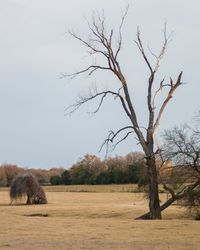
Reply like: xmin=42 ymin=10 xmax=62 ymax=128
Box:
xmin=152 ymin=78 xmax=172 ymax=109
xmin=62 ymin=65 xmax=111 ymax=80
xmin=65 ymin=11 xmax=148 ymax=153
xmin=153 ymin=72 xmax=183 ymax=132
xmin=115 ymin=4 xmax=129 ymax=60
xmin=65 ymin=89 xmax=131 ymax=118
xmin=113 ymin=131 xmax=134 ymax=150
xmin=67 ymin=14 xmax=128 ymax=83
xmin=137 ymin=23 xmax=172 ymax=133
xmin=135 ymin=27 xmax=154 ymax=74
xmin=147 ymin=23 xmax=172 ymax=72
xmin=154 ymin=22 xmax=172 ymax=72
xmin=162 ymin=125 xmax=200 ymax=178
xmin=99 ymin=126 xmax=134 ymax=154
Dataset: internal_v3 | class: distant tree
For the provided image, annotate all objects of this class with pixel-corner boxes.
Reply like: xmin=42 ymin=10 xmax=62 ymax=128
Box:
xmin=0 ymin=164 xmax=65 ymax=186
xmin=30 ymin=167 xmax=64 ymax=185
xmin=0 ymin=167 xmax=6 ymax=187
xmin=68 ymin=153 xmax=146 ymax=185
xmin=124 ymin=152 xmax=145 ymax=165
xmin=70 ymin=154 xmax=104 ymax=184
xmin=10 ymin=173 xmax=47 ymax=205
xmin=65 ymin=7 xmax=183 ymax=219
xmin=50 ymin=175 xmax=62 ymax=185
xmin=95 ymin=171 xmax=108 ymax=184
xmin=70 ymin=165 xmax=92 ymax=185
xmin=0 ymin=164 xmax=24 ymax=187
xmin=61 ymin=170 xmax=71 ymax=185
xmin=128 ymin=161 xmax=147 ymax=184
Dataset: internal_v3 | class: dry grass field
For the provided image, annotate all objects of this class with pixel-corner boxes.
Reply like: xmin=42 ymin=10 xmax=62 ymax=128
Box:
xmin=0 ymin=185 xmax=200 ymax=250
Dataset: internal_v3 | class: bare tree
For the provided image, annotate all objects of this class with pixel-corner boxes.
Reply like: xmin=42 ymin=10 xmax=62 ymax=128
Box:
xmin=64 ymin=7 xmax=183 ymax=219
xmin=162 ymin=125 xmax=200 ymax=204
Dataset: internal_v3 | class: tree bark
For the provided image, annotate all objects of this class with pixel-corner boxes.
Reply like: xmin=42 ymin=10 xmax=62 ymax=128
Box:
xmin=146 ymin=156 xmax=162 ymax=219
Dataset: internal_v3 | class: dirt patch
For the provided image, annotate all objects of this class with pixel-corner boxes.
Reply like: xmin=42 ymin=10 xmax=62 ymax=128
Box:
xmin=24 ymin=213 xmax=48 ymax=217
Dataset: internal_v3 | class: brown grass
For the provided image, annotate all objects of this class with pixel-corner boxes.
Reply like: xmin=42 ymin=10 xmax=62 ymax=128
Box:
xmin=0 ymin=185 xmax=200 ymax=249
xmin=43 ymin=184 xmax=137 ymax=193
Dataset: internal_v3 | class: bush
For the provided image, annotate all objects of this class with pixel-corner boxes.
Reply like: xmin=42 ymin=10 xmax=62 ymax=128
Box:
xmin=138 ymin=176 xmax=148 ymax=188
xmin=195 ymin=213 xmax=200 ymax=220
xmin=181 ymin=186 xmax=200 ymax=219
xmin=10 ymin=173 xmax=47 ymax=204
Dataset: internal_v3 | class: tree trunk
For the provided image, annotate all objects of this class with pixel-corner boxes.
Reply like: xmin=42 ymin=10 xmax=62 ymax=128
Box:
xmin=26 ymin=191 xmax=32 ymax=205
xmin=136 ymin=194 xmax=183 ymax=220
xmin=147 ymin=156 xmax=162 ymax=219
xmin=136 ymin=179 xmax=200 ymax=220
xmin=136 ymin=197 xmax=175 ymax=220
xmin=26 ymin=194 xmax=31 ymax=205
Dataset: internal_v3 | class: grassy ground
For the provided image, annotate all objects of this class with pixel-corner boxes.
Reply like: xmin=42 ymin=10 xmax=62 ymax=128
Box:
xmin=0 ymin=185 xmax=200 ymax=249
xmin=43 ymin=184 xmax=137 ymax=193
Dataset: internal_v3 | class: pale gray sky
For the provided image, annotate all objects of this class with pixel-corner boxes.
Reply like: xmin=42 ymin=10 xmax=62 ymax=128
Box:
xmin=0 ymin=0 xmax=199 ymax=168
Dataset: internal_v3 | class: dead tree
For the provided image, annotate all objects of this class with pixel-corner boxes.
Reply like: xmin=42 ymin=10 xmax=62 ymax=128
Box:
xmin=64 ymin=7 xmax=183 ymax=219
xmin=10 ymin=173 xmax=47 ymax=205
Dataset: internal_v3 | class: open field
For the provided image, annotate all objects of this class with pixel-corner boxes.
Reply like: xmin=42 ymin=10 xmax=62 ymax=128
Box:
xmin=0 ymin=185 xmax=200 ymax=250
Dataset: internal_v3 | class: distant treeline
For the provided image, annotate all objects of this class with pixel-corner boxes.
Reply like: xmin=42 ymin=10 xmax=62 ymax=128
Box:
xmin=0 ymin=164 xmax=64 ymax=187
xmin=50 ymin=153 xmax=147 ymax=186
xmin=0 ymin=152 xmax=147 ymax=186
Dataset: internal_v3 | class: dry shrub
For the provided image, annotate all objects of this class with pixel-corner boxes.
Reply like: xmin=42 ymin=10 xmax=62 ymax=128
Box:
xmin=10 ymin=173 xmax=47 ymax=205
xmin=181 ymin=187 xmax=200 ymax=220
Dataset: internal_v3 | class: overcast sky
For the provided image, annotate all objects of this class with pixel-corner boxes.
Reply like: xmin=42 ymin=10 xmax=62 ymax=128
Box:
xmin=0 ymin=0 xmax=199 ymax=169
